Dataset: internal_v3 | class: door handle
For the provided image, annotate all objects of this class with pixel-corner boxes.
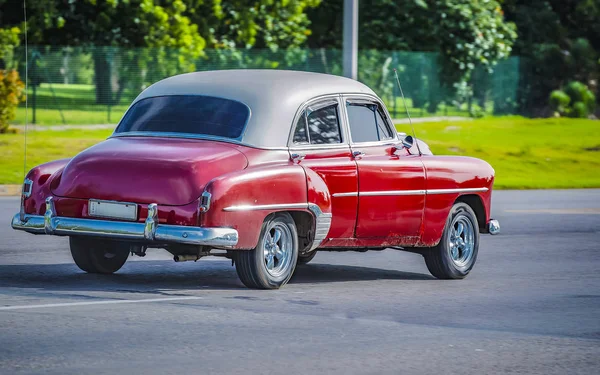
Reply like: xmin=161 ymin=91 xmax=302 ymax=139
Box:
xmin=290 ymin=153 xmax=306 ymax=163
xmin=352 ymin=150 xmax=365 ymax=159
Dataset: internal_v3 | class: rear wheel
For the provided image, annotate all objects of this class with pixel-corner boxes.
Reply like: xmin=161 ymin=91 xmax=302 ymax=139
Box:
xmin=235 ymin=213 xmax=298 ymax=289
xmin=70 ymin=237 xmax=130 ymax=274
xmin=424 ymin=202 xmax=479 ymax=279
xmin=297 ymin=251 xmax=317 ymax=265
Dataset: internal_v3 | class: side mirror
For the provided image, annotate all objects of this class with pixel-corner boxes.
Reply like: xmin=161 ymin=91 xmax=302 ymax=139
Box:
xmin=392 ymin=135 xmax=414 ymax=156
xmin=402 ymin=135 xmax=414 ymax=149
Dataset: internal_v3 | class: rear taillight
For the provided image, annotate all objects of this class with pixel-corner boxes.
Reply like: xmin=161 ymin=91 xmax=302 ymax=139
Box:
xmin=23 ymin=178 xmax=33 ymax=198
xmin=199 ymin=191 xmax=211 ymax=213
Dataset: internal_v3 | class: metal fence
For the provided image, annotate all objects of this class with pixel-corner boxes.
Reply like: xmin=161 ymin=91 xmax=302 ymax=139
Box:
xmin=9 ymin=46 xmax=522 ymax=125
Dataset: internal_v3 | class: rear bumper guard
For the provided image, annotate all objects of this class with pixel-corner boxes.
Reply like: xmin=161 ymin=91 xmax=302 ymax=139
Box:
xmin=11 ymin=197 xmax=238 ymax=247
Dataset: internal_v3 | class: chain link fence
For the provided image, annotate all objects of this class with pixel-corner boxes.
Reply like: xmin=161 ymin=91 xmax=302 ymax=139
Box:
xmin=10 ymin=46 xmax=522 ymax=125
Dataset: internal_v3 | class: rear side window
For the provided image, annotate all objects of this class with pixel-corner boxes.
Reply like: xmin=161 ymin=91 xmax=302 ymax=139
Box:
xmin=115 ymin=95 xmax=250 ymax=139
xmin=347 ymin=103 xmax=394 ymax=143
xmin=292 ymin=104 xmax=342 ymax=145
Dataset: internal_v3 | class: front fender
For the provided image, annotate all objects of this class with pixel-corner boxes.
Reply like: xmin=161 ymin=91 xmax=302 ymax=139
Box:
xmin=202 ymin=164 xmax=309 ymax=249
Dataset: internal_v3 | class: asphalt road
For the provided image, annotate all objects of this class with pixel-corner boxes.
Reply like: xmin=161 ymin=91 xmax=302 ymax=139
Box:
xmin=1 ymin=190 xmax=599 ymax=375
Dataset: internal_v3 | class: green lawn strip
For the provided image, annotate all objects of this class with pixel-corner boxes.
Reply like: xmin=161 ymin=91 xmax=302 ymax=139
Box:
xmin=12 ymin=83 xmax=131 ymax=125
xmin=1 ymin=128 xmax=112 ymax=184
xmin=11 ymin=83 xmax=480 ymax=125
xmin=1 ymin=117 xmax=599 ymax=188
xmin=401 ymin=116 xmax=600 ymax=189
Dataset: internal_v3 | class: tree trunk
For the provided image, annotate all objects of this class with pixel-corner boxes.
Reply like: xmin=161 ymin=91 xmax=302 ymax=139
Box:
xmin=93 ymin=49 xmax=112 ymax=105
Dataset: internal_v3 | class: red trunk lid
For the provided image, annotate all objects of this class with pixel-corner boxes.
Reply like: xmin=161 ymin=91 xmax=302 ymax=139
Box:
xmin=51 ymin=137 xmax=248 ymax=206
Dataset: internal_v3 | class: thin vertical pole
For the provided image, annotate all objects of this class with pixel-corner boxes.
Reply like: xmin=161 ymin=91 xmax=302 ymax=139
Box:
xmin=343 ymin=0 xmax=358 ymax=80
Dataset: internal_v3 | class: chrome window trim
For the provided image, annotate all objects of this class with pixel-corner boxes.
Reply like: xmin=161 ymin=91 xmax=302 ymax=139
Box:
xmin=112 ymin=94 xmax=252 ymax=142
xmin=287 ymin=94 xmax=349 ymax=148
xmin=223 ymin=203 xmax=308 ymax=212
xmin=342 ymin=93 xmax=399 ymax=146
xmin=288 ymin=144 xmax=351 ymax=152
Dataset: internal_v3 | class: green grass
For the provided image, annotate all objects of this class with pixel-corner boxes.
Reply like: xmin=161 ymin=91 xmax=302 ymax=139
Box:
xmin=11 ymin=83 xmax=483 ymax=125
xmin=401 ymin=117 xmax=600 ymax=189
xmin=12 ymin=83 xmax=131 ymax=125
xmin=1 ymin=128 xmax=113 ymax=184
xmin=1 ymin=117 xmax=599 ymax=188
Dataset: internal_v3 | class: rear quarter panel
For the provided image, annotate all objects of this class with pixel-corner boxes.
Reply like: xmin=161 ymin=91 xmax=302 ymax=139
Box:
xmin=202 ymin=160 xmax=309 ymax=249
xmin=419 ymin=156 xmax=495 ymax=246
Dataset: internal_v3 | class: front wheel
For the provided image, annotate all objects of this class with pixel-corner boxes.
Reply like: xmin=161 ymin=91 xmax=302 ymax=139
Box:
xmin=424 ymin=203 xmax=479 ymax=279
xmin=234 ymin=213 xmax=299 ymax=289
xmin=70 ymin=237 xmax=130 ymax=274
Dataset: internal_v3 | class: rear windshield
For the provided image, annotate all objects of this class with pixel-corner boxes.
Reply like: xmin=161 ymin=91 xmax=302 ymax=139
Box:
xmin=115 ymin=95 xmax=250 ymax=139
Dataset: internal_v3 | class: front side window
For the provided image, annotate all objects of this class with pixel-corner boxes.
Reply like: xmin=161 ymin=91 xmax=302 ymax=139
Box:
xmin=347 ymin=103 xmax=394 ymax=143
xmin=292 ymin=104 xmax=342 ymax=145
xmin=115 ymin=95 xmax=250 ymax=139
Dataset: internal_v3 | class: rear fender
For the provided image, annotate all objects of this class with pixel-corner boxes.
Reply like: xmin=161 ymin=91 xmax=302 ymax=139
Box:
xmin=22 ymin=159 xmax=71 ymax=215
xmin=202 ymin=164 xmax=311 ymax=249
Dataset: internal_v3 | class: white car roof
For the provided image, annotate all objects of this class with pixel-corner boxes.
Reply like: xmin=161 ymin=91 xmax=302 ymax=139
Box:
xmin=129 ymin=69 xmax=378 ymax=148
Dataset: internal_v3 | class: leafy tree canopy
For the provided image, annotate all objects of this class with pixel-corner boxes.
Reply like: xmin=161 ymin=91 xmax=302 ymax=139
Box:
xmin=308 ymin=0 xmax=517 ymax=84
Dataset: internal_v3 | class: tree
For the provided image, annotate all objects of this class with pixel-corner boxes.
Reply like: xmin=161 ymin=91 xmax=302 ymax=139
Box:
xmin=31 ymin=0 xmax=205 ymax=104
xmin=184 ymin=0 xmax=320 ymax=50
xmin=501 ymin=0 xmax=600 ymax=115
xmin=308 ymin=0 xmax=516 ymax=87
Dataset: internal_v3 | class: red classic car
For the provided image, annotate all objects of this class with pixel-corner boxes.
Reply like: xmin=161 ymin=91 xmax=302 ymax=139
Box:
xmin=12 ymin=70 xmax=500 ymax=289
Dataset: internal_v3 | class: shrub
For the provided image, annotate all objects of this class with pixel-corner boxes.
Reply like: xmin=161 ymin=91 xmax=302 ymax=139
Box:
xmin=549 ymin=90 xmax=571 ymax=114
xmin=549 ymin=81 xmax=596 ymax=118
xmin=0 ymin=69 xmax=25 ymax=133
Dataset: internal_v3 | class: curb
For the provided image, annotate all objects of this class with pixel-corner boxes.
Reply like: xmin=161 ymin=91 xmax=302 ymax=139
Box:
xmin=0 ymin=185 xmax=21 ymax=197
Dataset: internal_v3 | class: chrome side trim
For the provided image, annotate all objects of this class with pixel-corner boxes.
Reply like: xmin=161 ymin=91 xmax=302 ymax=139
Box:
xmin=426 ymin=188 xmax=489 ymax=195
xmin=222 ymin=203 xmax=308 ymax=212
xmin=221 ymin=201 xmax=332 ymax=250
xmin=307 ymin=203 xmax=332 ymax=251
xmin=12 ymin=199 xmax=238 ymax=247
xmin=332 ymin=192 xmax=359 ymax=197
xmin=361 ymin=190 xmax=426 ymax=197
xmin=334 ymin=188 xmax=489 ymax=197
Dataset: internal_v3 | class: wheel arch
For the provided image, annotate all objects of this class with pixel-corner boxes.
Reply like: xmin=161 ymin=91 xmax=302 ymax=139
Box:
xmin=455 ymin=194 xmax=486 ymax=232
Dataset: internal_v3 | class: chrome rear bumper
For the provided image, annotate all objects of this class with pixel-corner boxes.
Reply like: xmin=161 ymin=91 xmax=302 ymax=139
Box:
xmin=11 ymin=197 xmax=238 ymax=247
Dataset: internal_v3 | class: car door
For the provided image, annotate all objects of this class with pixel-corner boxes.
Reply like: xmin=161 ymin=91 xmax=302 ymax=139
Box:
xmin=289 ymin=95 xmax=358 ymax=239
xmin=342 ymin=95 xmax=425 ymax=243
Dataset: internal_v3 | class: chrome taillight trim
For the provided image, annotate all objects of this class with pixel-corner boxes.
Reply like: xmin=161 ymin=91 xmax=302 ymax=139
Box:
xmin=22 ymin=178 xmax=33 ymax=198
xmin=199 ymin=191 xmax=212 ymax=213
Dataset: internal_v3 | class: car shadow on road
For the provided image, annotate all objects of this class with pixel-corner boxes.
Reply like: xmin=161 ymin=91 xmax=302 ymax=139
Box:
xmin=0 ymin=260 xmax=434 ymax=294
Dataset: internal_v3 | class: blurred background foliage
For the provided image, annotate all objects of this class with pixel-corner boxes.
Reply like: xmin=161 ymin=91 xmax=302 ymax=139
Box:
xmin=0 ymin=0 xmax=598 ymax=128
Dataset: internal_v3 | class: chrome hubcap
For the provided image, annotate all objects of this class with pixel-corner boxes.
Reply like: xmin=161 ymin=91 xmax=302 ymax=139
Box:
xmin=263 ymin=223 xmax=293 ymax=278
xmin=448 ymin=214 xmax=475 ymax=268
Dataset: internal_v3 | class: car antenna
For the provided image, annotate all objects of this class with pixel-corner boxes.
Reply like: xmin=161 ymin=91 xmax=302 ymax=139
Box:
xmin=20 ymin=0 xmax=28 ymax=222
xmin=393 ymin=68 xmax=422 ymax=156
